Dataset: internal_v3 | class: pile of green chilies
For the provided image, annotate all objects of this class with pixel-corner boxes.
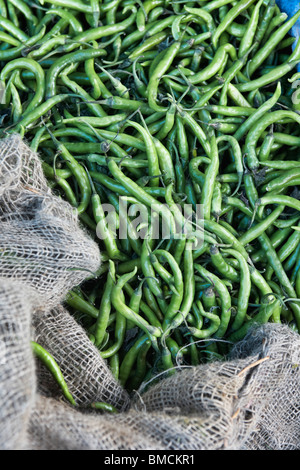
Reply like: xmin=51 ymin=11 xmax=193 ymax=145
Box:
xmin=1 ymin=0 xmax=300 ymax=392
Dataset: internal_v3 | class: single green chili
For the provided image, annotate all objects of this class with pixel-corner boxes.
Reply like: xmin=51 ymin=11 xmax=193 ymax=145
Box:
xmin=123 ymin=119 xmax=160 ymax=187
xmin=146 ymin=40 xmax=181 ymax=112
xmin=238 ymin=0 xmax=263 ymax=58
xmin=94 ymin=265 xmax=115 ymax=347
xmin=1 ymin=58 xmax=45 ymax=114
xmin=45 ymin=129 xmax=92 ymax=215
xmin=45 ymin=48 xmax=107 ymax=99
xmin=211 ymin=0 xmax=256 ymax=48
xmin=239 ymin=204 xmax=285 ymax=246
xmin=31 ymin=341 xmax=76 ymax=406
xmin=111 ymin=267 xmax=162 ymax=342
xmin=91 ymin=402 xmax=119 ymax=413
xmin=119 ymin=334 xmax=150 ymax=387
xmin=189 ymin=299 xmax=221 ymax=339
xmin=201 ymin=133 xmax=219 ymax=220
xmin=194 ymin=262 xmax=231 ymax=338
xmin=209 ymin=245 xmax=239 ymax=283
xmin=162 ymin=240 xmax=195 ymax=335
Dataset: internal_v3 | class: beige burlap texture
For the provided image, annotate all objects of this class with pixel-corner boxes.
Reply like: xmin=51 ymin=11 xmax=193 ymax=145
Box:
xmin=0 ymin=134 xmax=299 ymax=450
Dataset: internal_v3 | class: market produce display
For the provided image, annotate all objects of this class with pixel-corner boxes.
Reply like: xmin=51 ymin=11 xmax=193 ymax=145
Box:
xmin=0 ymin=0 xmax=300 ymax=398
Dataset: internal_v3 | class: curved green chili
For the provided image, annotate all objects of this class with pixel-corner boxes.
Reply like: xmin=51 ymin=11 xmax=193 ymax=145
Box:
xmin=194 ymin=262 xmax=232 ymax=338
xmin=211 ymin=0 xmax=256 ymax=48
xmin=146 ymin=40 xmax=181 ymax=112
xmin=1 ymin=58 xmax=45 ymax=114
xmin=111 ymin=267 xmax=162 ymax=342
xmin=31 ymin=341 xmax=76 ymax=406
xmin=45 ymin=48 xmax=107 ymax=99
xmin=189 ymin=299 xmax=221 ymax=339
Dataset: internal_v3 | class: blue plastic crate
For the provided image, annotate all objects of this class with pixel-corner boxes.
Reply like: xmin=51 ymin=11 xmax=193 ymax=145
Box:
xmin=276 ymin=0 xmax=300 ymax=39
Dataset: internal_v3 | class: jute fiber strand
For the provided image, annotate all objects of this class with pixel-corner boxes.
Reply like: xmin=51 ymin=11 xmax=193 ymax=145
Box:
xmin=0 ymin=135 xmax=299 ymax=450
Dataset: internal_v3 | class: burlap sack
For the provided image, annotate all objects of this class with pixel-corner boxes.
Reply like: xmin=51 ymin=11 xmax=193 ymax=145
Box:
xmin=0 ymin=135 xmax=299 ymax=450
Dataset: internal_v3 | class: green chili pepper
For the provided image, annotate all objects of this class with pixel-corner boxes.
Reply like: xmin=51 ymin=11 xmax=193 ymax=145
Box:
xmin=91 ymin=402 xmax=118 ymax=413
xmin=248 ymin=9 xmax=300 ymax=77
xmin=238 ymin=0 xmax=264 ymax=58
xmin=44 ymin=129 xmax=92 ymax=215
xmin=146 ymin=40 xmax=181 ymax=112
xmin=227 ymin=295 xmax=282 ymax=342
xmin=94 ymin=265 xmax=115 ymax=347
xmin=189 ymin=299 xmax=221 ymax=339
xmin=162 ymin=240 xmax=195 ymax=336
xmin=128 ymin=338 xmax=152 ymax=390
xmin=210 ymin=245 xmax=239 ymax=283
xmin=123 ymin=119 xmax=160 ymax=187
xmin=200 ymin=133 xmax=219 ymax=220
xmin=111 ymin=267 xmax=162 ymax=344
xmin=45 ymin=48 xmax=107 ymax=99
xmin=194 ymin=262 xmax=232 ymax=338
xmin=1 ymin=58 xmax=45 ymax=114
xmin=235 ymin=85 xmax=281 ymax=146
xmin=119 ymin=334 xmax=150 ymax=387
xmin=31 ymin=341 xmax=76 ymax=406
xmin=211 ymin=0 xmax=256 ymax=48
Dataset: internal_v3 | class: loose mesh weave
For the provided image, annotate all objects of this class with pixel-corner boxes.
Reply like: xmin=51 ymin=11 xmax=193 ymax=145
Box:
xmin=0 ymin=134 xmax=299 ymax=450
